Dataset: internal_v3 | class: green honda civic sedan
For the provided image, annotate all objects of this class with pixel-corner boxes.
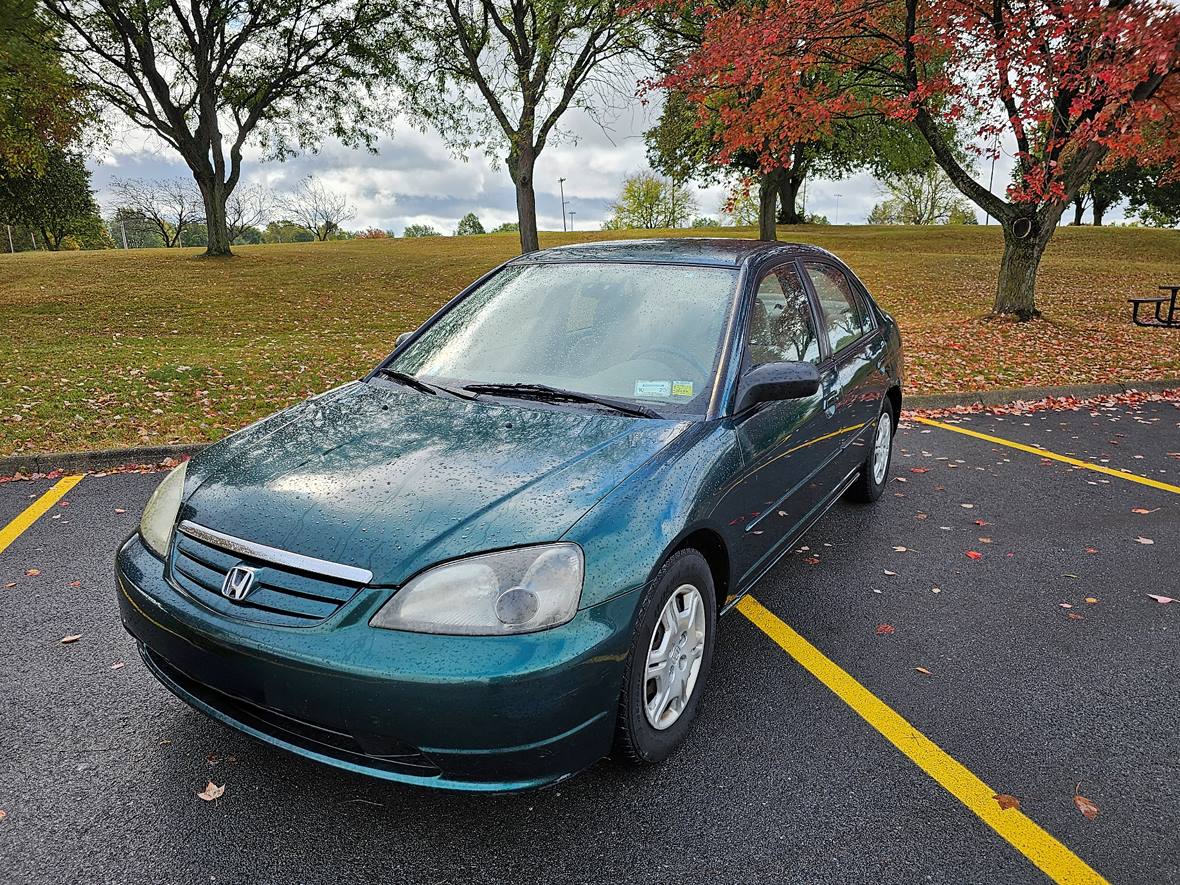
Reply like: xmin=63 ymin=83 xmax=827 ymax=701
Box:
xmin=116 ymin=238 xmax=902 ymax=791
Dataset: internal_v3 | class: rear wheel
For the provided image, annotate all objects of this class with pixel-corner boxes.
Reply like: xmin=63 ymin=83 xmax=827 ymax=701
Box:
xmin=847 ymin=405 xmax=893 ymax=503
xmin=612 ymin=548 xmax=716 ymax=764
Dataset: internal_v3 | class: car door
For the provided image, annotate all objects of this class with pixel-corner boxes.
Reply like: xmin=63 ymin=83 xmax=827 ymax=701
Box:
xmin=802 ymin=260 xmax=889 ymax=474
xmin=722 ymin=261 xmax=846 ymax=585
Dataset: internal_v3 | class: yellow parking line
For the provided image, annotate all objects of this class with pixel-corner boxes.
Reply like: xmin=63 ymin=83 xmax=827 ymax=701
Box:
xmin=913 ymin=416 xmax=1180 ymax=495
xmin=737 ymin=595 xmax=1107 ymax=885
xmin=0 ymin=475 xmax=84 ymax=555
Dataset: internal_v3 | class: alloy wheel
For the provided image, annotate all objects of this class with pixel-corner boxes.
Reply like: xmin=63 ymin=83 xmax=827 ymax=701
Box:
xmin=644 ymin=583 xmax=707 ymax=730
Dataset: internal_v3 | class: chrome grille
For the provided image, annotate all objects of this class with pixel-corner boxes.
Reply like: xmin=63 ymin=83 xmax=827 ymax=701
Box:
xmin=168 ymin=522 xmax=368 ymax=627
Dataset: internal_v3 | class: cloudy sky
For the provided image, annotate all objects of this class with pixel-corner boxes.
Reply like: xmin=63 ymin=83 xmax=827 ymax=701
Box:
xmin=86 ymin=92 xmax=1127 ymax=235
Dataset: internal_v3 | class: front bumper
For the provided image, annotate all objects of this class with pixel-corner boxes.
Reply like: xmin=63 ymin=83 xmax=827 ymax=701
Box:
xmin=116 ymin=534 xmax=639 ymax=791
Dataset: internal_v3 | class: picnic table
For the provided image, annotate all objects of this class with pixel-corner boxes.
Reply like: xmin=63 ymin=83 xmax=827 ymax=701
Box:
xmin=1129 ymin=285 xmax=1180 ymax=327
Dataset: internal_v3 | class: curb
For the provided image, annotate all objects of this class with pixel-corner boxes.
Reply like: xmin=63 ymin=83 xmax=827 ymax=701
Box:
xmin=2 ymin=379 xmax=1177 ymax=479
xmin=903 ymin=379 xmax=1180 ymax=411
xmin=0 ymin=442 xmax=209 ymax=479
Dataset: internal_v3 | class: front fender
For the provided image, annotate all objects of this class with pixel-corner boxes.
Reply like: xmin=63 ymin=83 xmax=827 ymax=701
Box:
xmin=563 ymin=421 xmax=743 ymax=609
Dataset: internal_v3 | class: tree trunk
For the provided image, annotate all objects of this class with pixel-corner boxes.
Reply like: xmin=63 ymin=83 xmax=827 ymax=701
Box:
xmin=777 ymin=168 xmax=805 ymax=225
xmin=509 ymin=146 xmax=539 ymax=254
xmin=1092 ymin=201 xmax=1108 ymax=227
xmin=1072 ymin=197 xmax=1086 ymax=226
xmin=992 ymin=214 xmax=1059 ymax=320
xmin=758 ymin=169 xmax=785 ymax=241
xmin=198 ymin=177 xmax=233 ymax=256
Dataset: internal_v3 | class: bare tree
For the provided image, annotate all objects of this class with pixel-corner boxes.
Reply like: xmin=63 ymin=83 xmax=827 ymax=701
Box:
xmin=397 ymin=1 xmax=641 ymax=254
xmin=42 ymin=0 xmax=401 ymax=256
xmin=226 ymin=183 xmax=273 ymax=243
xmin=110 ymin=178 xmax=204 ymax=247
xmin=282 ymin=177 xmax=355 ymax=241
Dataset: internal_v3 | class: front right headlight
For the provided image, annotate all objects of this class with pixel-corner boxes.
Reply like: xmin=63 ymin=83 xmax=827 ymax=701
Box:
xmin=139 ymin=461 xmax=187 ymax=558
xmin=370 ymin=543 xmax=584 ymax=635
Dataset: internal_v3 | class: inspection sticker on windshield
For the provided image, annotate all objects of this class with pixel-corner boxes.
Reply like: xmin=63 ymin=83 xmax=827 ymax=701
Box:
xmin=672 ymin=382 xmax=694 ymax=397
xmin=634 ymin=380 xmax=672 ymax=398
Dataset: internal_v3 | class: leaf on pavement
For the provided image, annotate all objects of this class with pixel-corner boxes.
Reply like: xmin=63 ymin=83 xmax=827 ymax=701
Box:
xmin=197 ymin=782 xmax=225 ymax=802
xmin=1073 ymin=794 xmax=1099 ymax=820
xmin=60 ymin=634 xmax=82 ymax=644
xmin=1135 ymin=537 xmax=1154 ymax=545
xmin=25 ymin=569 xmax=40 ymax=577
xmin=994 ymin=794 xmax=1021 ymax=811
xmin=875 ymin=623 xmax=895 ymax=635
xmin=110 ymin=662 xmax=125 ymax=670
xmin=883 ymin=569 xmax=897 ymax=576
xmin=1147 ymin=594 xmax=1175 ymax=604
xmin=114 ymin=508 xmax=127 ymax=514
xmin=1130 ymin=507 xmax=1157 ymax=514
xmin=3 ymin=582 xmax=15 ymax=589
xmin=909 ymin=467 xmax=929 ymax=474
xmin=893 ymin=546 xmax=908 ymax=552
xmin=965 ymin=550 xmax=983 ymax=560
xmin=1085 ymin=597 xmax=1099 ymax=604
xmin=915 ymin=666 xmax=932 ymax=676
xmin=0 ymin=809 xmax=6 ymax=821
xmin=1085 ymin=547 xmax=1098 ymax=554
xmin=68 ymin=580 xmax=81 ymax=588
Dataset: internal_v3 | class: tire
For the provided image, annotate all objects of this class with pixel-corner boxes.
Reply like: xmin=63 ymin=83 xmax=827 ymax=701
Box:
xmin=847 ymin=403 xmax=894 ymax=503
xmin=612 ymin=548 xmax=717 ymax=765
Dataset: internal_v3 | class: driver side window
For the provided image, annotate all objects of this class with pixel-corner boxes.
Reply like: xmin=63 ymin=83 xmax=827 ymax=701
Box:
xmin=747 ymin=265 xmax=822 ymax=366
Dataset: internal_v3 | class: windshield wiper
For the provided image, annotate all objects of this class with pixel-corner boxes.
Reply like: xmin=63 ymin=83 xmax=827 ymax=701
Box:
xmin=374 ymin=368 xmax=475 ymax=400
xmin=463 ymin=382 xmax=662 ymax=419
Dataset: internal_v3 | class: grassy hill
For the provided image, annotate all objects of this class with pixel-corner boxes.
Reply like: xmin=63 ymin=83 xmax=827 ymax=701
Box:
xmin=2 ymin=224 xmax=1178 ymax=456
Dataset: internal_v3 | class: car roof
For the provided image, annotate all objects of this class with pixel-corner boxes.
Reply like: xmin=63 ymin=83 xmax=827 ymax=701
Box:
xmin=512 ymin=238 xmax=838 ymax=268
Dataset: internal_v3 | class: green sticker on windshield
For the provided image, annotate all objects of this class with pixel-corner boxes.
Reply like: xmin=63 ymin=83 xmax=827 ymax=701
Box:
xmin=634 ymin=380 xmax=672 ymax=398
xmin=672 ymin=382 xmax=694 ymax=397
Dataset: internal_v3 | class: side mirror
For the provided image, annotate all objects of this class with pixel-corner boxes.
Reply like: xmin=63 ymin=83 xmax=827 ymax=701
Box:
xmin=395 ymin=331 xmax=413 ymax=348
xmin=735 ymin=361 xmax=821 ymax=412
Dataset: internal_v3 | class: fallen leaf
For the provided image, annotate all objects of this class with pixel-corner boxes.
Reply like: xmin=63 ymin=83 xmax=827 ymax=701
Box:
xmin=0 ymin=809 xmax=6 ymax=821
xmin=893 ymin=546 xmax=908 ymax=552
xmin=197 ymin=781 xmax=225 ymax=802
xmin=960 ymin=503 xmax=975 ymax=509
xmin=979 ymin=537 xmax=992 ymax=543
xmin=974 ymin=519 xmax=991 ymax=526
xmin=1131 ymin=507 xmax=1157 ymax=515
xmin=1059 ymin=603 xmax=1072 ymax=608
xmin=1067 ymin=612 xmax=1084 ymax=620
xmin=60 ymin=634 xmax=82 ymax=644
xmin=68 ymin=580 xmax=81 ymax=588
xmin=994 ymin=794 xmax=1021 ymax=811
xmin=875 ymin=623 xmax=895 ymax=635
xmin=1147 ymin=594 xmax=1174 ymax=604
xmin=883 ymin=569 xmax=897 ymax=576
xmin=965 ymin=550 xmax=983 ymax=560
xmin=804 ymin=556 xmax=820 ymax=565
xmin=1073 ymin=794 xmax=1099 ymax=820
xmin=1135 ymin=537 xmax=1154 ymax=545
xmin=114 ymin=508 xmax=127 ymax=514
xmin=931 ymin=587 xmax=941 ymax=593
xmin=25 ymin=568 xmax=40 ymax=577
xmin=909 ymin=467 xmax=929 ymax=474
xmin=1085 ymin=597 xmax=1099 ymax=604
xmin=110 ymin=662 xmax=125 ymax=670
xmin=915 ymin=666 xmax=932 ymax=676
xmin=1085 ymin=547 xmax=1098 ymax=554
xmin=3 ymin=582 xmax=15 ymax=589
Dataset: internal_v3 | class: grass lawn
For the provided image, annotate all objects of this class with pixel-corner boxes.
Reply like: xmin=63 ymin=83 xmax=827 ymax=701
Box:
xmin=2 ymin=224 xmax=1178 ymax=456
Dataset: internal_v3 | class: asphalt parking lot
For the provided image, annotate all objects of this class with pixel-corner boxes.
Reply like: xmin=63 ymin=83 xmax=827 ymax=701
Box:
xmin=1 ymin=399 xmax=1176 ymax=885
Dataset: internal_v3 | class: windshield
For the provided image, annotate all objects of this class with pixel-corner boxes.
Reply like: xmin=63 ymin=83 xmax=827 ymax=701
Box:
xmin=390 ymin=262 xmax=739 ymax=415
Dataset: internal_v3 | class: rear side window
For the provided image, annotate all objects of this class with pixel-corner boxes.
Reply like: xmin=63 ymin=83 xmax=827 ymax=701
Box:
xmin=804 ymin=262 xmax=871 ymax=354
xmin=747 ymin=265 xmax=821 ymax=365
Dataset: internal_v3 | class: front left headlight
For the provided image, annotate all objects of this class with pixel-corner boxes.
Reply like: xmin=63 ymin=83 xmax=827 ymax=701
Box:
xmin=139 ymin=461 xmax=187 ymax=558
xmin=370 ymin=543 xmax=584 ymax=635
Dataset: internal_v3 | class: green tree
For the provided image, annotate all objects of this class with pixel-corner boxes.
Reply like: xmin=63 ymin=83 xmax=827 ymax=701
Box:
xmin=402 ymin=224 xmax=441 ymax=238
xmin=690 ymin=216 xmax=717 ymax=228
xmin=397 ymin=0 xmax=640 ymax=254
xmin=606 ymin=172 xmax=697 ymax=229
xmin=455 ymin=212 xmax=486 ymax=236
xmin=0 ymin=0 xmax=92 ymax=175
xmin=263 ymin=220 xmax=316 ymax=244
xmin=491 ymin=221 xmax=519 ymax=233
xmin=0 ymin=147 xmax=104 ymax=250
xmin=107 ymin=208 xmax=165 ymax=249
xmin=869 ymin=168 xmax=977 ymax=225
xmin=719 ymin=183 xmax=758 ymax=227
xmin=43 ymin=0 xmax=402 ymax=257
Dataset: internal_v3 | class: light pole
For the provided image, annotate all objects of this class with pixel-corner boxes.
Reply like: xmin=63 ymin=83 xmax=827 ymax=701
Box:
xmin=568 ymin=211 xmax=576 ymax=231
xmin=985 ymin=137 xmax=999 ymax=226
xmin=834 ymin=193 xmax=843 ymax=225
xmin=558 ymin=177 xmax=567 ymax=232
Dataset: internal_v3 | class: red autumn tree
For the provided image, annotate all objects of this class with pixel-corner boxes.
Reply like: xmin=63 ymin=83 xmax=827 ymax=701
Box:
xmin=662 ymin=0 xmax=1180 ymax=319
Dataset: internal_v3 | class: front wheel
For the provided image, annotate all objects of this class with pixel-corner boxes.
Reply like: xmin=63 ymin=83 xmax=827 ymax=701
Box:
xmin=847 ymin=405 xmax=894 ymax=503
xmin=612 ymin=549 xmax=717 ymax=764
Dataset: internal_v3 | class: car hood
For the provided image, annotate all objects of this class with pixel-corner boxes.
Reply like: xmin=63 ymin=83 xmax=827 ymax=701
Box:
xmin=180 ymin=381 xmax=687 ymax=587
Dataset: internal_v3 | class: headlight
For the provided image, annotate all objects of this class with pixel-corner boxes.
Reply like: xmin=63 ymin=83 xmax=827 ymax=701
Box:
xmin=139 ymin=462 xmax=187 ymax=558
xmin=370 ymin=544 xmax=584 ymax=635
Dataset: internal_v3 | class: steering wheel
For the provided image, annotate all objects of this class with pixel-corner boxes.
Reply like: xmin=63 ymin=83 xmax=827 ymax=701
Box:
xmin=628 ymin=345 xmax=709 ymax=378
